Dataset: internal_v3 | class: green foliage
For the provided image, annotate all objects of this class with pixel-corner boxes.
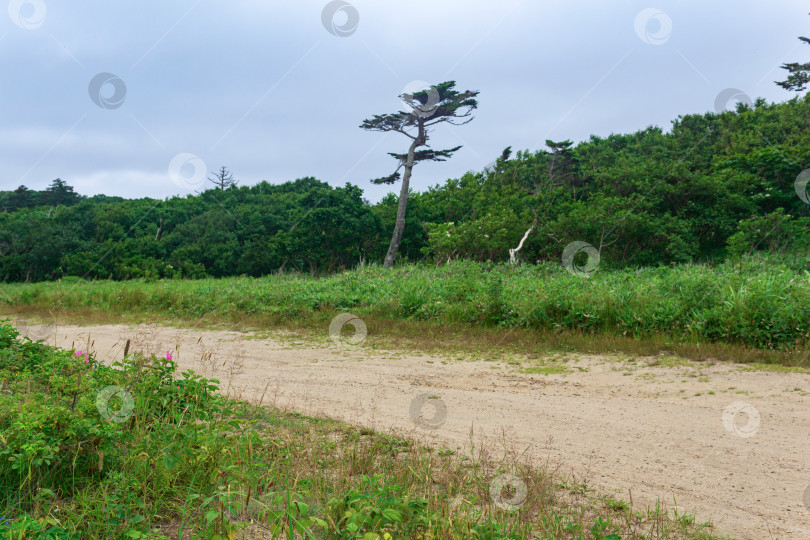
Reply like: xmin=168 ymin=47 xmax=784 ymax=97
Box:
xmin=413 ymin=95 xmax=810 ymax=266
xmin=422 ymin=211 xmax=524 ymax=262
xmin=4 ymin=257 xmax=810 ymax=351
xmin=0 ymin=178 xmax=381 ymax=282
xmin=0 ymin=322 xmax=229 ymax=538
xmin=326 ymin=475 xmax=435 ymax=538
xmin=726 ymin=208 xmax=810 ymax=258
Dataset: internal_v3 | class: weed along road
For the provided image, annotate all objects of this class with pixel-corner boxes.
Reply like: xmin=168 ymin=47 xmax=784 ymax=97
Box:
xmin=30 ymin=320 xmax=810 ymax=539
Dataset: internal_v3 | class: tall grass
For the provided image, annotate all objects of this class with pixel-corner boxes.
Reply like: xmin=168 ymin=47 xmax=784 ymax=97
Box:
xmin=1 ymin=256 xmax=808 ymax=351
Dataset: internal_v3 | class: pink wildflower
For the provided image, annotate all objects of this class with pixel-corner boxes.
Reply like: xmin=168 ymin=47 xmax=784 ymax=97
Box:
xmin=166 ymin=351 xmax=173 ymax=361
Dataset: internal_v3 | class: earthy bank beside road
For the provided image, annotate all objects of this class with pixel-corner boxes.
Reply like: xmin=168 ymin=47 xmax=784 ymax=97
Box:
xmin=16 ymin=320 xmax=810 ymax=539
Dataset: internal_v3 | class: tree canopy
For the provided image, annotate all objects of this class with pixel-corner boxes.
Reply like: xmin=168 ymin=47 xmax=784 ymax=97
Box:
xmin=2 ymin=93 xmax=809 ymax=282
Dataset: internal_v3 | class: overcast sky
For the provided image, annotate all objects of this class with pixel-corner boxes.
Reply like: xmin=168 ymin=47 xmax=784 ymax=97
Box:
xmin=2 ymin=0 xmax=807 ymax=202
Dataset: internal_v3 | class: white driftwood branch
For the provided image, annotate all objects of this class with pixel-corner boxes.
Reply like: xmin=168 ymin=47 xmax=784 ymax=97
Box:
xmin=509 ymin=219 xmax=537 ymax=265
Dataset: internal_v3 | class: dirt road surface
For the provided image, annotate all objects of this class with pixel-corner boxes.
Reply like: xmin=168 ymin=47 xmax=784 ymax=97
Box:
xmin=13 ymin=320 xmax=810 ymax=539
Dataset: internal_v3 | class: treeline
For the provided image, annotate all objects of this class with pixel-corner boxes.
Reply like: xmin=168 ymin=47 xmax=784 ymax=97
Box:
xmin=401 ymin=95 xmax=810 ymax=267
xmin=2 ymin=95 xmax=810 ymax=282
xmin=0 ymin=178 xmax=381 ymax=281
xmin=0 ymin=179 xmax=81 ymax=211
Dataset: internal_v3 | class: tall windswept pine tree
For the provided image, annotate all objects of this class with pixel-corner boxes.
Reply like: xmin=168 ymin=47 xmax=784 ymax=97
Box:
xmin=361 ymin=81 xmax=478 ymax=268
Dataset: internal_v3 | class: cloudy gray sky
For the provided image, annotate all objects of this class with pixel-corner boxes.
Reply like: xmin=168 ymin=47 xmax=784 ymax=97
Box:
xmin=2 ymin=0 xmax=807 ymax=202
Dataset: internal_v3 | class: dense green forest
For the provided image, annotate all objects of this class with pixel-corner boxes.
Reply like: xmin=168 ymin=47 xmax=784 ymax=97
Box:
xmin=2 ymin=95 xmax=810 ymax=282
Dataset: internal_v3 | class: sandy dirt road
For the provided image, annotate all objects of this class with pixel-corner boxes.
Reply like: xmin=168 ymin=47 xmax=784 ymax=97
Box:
xmin=12 ymin=320 xmax=810 ymax=539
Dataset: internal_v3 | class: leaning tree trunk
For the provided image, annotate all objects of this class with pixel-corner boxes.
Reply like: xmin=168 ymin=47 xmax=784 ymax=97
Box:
xmin=383 ymin=131 xmax=422 ymax=269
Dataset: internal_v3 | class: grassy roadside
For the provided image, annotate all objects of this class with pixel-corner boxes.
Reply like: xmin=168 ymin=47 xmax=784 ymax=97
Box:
xmin=2 ymin=258 xmax=805 ymax=356
xmin=1 ymin=258 xmax=809 ymax=366
xmin=0 ymin=322 xmax=727 ymax=539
